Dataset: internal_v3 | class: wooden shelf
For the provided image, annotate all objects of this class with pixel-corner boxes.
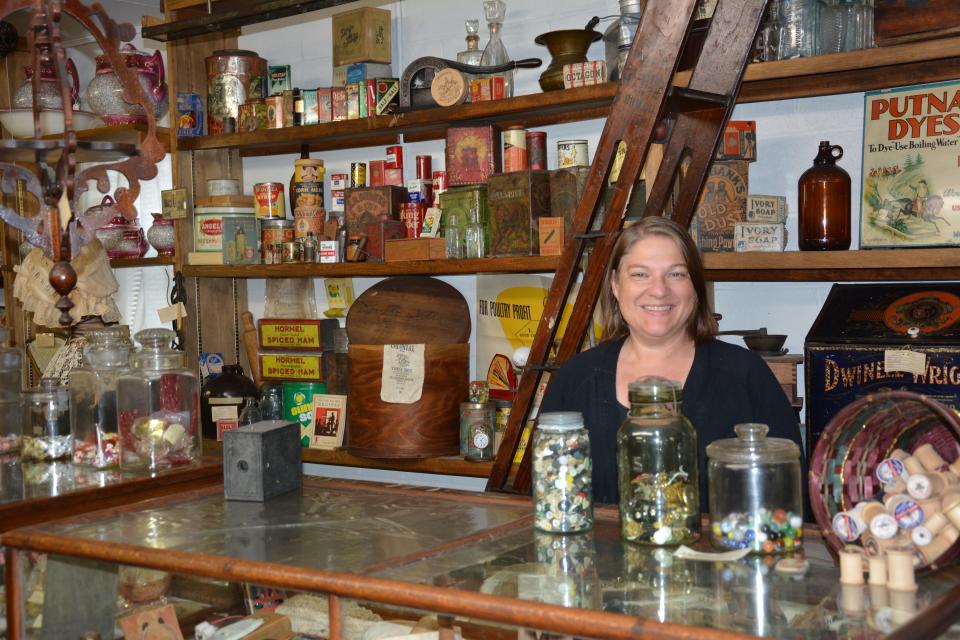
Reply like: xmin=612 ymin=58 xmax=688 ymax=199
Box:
xmin=110 ymin=255 xmax=175 ymax=269
xmin=181 ymin=249 xmax=960 ymax=282
xmin=181 ymin=255 xmax=559 ymax=278
xmin=175 ymin=37 xmax=960 ymax=158
xmin=301 ymin=449 xmax=492 ymax=478
xmin=43 ymin=124 xmax=173 ymax=153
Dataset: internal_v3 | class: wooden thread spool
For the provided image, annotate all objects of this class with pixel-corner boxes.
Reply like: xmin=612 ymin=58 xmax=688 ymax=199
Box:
xmin=886 ymin=547 xmax=918 ymax=592
xmin=884 ymin=478 xmax=907 ymax=495
xmin=919 ymin=497 xmax=942 ymax=518
xmin=841 ymin=583 xmax=866 ymax=616
xmin=861 ymin=532 xmax=911 ymax=557
xmin=889 ymin=449 xmax=911 ymax=462
xmin=918 ymin=529 xmax=954 ymax=566
xmin=867 ymin=553 xmax=888 ymax=586
xmin=910 ymin=525 xmax=933 ymax=548
xmin=902 ymin=455 xmax=926 ymax=477
xmin=943 ymin=495 xmax=960 ymax=529
xmin=839 ymin=546 xmax=866 ymax=585
xmin=913 ymin=443 xmax=948 ymax=472
xmin=906 ymin=472 xmax=946 ymax=500
xmin=869 ymin=584 xmax=889 ymax=610
xmin=924 ymin=511 xmax=949 ymax=535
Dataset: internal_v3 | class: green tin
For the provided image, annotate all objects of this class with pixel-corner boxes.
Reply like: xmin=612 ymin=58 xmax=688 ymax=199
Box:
xmin=440 ymin=185 xmax=488 ymax=253
xmin=282 ymin=381 xmax=327 ymax=446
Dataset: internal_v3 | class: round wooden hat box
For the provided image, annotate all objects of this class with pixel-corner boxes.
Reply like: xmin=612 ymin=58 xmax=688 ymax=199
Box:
xmin=345 ymin=276 xmax=470 ymax=458
xmin=809 ymin=390 xmax=960 ymax=571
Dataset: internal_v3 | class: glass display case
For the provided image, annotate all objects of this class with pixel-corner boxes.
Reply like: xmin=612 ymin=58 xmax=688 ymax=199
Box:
xmin=4 ymin=478 xmax=959 ymax=640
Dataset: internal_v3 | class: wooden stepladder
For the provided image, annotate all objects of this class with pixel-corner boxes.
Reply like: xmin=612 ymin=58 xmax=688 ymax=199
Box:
xmin=487 ymin=0 xmax=770 ymax=494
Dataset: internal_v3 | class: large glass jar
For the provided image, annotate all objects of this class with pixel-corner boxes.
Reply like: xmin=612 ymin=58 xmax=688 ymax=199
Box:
xmin=532 ymin=411 xmax=593 ymax=533
xmin=0 ymin=325 xmax=23 ymax=454
xmin=21 ymin=378 xmax=71 ymax=462
xmin=617 ymin=377 xmax=699 ymax=545
xmin=117 ymin=328 xmax=200 ymax=470
xmin=706 ymin=423 xmax=803 ymax=553
xmin=70 ymin=327 xmax=132 ymax=468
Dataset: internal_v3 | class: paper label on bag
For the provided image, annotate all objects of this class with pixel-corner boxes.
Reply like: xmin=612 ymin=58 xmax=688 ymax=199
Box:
xmin=884 ymin=349 xmax=927 ymax=376
xmin=380 ymin=344 xmax=425 ymax=404
xmin=157 ymin=302 xmax=188 ymax=323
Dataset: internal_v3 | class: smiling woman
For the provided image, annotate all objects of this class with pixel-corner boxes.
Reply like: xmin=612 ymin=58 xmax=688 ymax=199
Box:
xmin=539 ymin=216 xmax=804 ymax=512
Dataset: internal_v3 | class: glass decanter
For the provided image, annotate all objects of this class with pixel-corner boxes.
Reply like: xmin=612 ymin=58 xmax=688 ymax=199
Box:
xmin=117 ymin=328 xmax=200 ymax=470
xmin=617 ymin=376 xmax=700 ymax=546
xmin=70 ymin=327 xmax=133 ymax=468
xmin=0 ymin=326 xmax=23 ymax=455
xmin=480 ymin=0 xmax=513 ymax=98
xmin=458 ymin=19 xmax=483 ymax=92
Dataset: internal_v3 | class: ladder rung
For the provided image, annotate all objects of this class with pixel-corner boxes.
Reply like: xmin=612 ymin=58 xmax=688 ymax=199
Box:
xmin=665 ymin=87 xmax=732 ymax=114
xmin=524 ymin=363 xmax=559 ymax=373
xmin=574 ymin=231 xmax=610 ymax=241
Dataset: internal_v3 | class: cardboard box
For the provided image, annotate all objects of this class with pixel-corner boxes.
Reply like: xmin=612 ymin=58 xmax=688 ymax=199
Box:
xmin=538 ymin=217 xmax=564 ymax=255
xmin=716 ymin=120 xmax=757 ymax=162
xmin=344 ymin=185 xmax=408 ymax=233
xmin=690 ymin=160 xmax=749 ymax=252
xmin=332 ymin=7 xmax=392 ymax=66
xmin=747 ymin=194 xmax=788 ymax=222
xmin=365 ymin=219 xmax=406 ymax=261
xmin=487 ymin=170 xmax=552 ymax=256
xmin=175 ymin=92 xmax=203 ymax=137
xmin=384 ymin=237 xmax=446 ymax=261
xmin=804 ymin=282 xmax=960 ymax=461
xmin=445 ymin=124 xmax=502 ymax=186
xmin=734 ymin=222 xmax=787 ymax=252
xmin=562 ymin=61 xmax=606 ymax=88
xmin=257 ymin=318 xmax=340 ymax=352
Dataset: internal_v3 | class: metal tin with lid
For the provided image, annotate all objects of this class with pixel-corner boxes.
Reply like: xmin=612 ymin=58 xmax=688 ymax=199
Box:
xmin=194 ymin=204 xmax=256 ymax=252
xmin=706 ymin=423 xmax=803 ymax=553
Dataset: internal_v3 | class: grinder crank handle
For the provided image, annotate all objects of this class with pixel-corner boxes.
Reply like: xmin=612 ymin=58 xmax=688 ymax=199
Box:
xmin=442 ymin=57 xmax=543 ymax=74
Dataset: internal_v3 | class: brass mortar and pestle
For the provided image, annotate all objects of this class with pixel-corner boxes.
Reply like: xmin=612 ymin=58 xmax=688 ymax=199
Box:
xmin=716 ymin=327 xmax=788 ymax=354
xmin=534 ymin=17 xmax=603 ymax=91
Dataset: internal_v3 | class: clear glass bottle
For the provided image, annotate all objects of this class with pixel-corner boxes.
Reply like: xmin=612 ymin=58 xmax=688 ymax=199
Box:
xmin=480 ymin=0 xmax=513 ymax=98
xmin=617 ymin=376 xmax=699 ymax=545
xmin=303 ymin=231 xmax=317 ymax=263
xmin=777 ymin=0 xmax=817 ymax=59
xmin=798 ymin=140 xmax=851 ymax=251
xmin=238 ymin=397 xmax=262 ymax=426
xmin=445 ymin=211 xmax=465 ymax=259
xmin=259 ymin=383 xmax=284 ymax=421
xmin=21 ymin=379 xmax=71 ymax=462
xmin=841 ymin=0 xmax=868 ymax=51
xmin=706 ymin=423 xmax=803 ymax=554
xmin=117 ymin=328 xmax=200 ymax=470
xmin=0 ymin=325 xmax=23 ymax=455
xmin=754 ymin=0 xmax=782 ymax=62
xmin=816 ymin=0 xmax=845 ymax=55
xmin=457 ymin=19 xmax=483 ymax=93
xmin=464 ymin=206 xmax=485 ymax=259
xmin=532 ymin=412 xmax=593 ymax=533
xmin=70 ymin=327 xmax=132 ymax=468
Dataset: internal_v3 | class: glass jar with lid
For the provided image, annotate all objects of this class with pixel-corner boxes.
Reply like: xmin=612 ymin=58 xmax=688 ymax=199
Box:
xmin=0 ymin=325 xmax=23 ymax=454
xmin=21 ymin=378 xmax=71 ymax=462
xmin=70 ymin=326 xmax=132 ymax=468
xmin=532 ymin=411 xmax=593 ymax=533
xmin=706 ymin=423 xmax=803 ymax=553
xmin=117 ymin=328 xmax=200 ymax=470
xmin=617 ymin=376 xmax=699 ymax=545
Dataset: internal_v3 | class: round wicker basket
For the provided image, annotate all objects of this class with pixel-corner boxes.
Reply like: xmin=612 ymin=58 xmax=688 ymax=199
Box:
xmin=809 ymin=390 xmax=960 ymax=571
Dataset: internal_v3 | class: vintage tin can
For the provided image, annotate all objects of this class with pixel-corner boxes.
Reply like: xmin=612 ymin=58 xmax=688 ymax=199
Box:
xmin=194 ymin=205 xmax=256 ymax=252
xmin=460 ymin=402 xmax=495 ymax=461
xmin=261 ymin=219 xmax=294 ymax=262
xmin=290 ymin=158 xmax=325 ymax=216
xmin=350 ymin=163 xmax=367 ymax=188
xmin=400 ymin=202 xmax=425 ymax=238
xmin=386 ymin=145 xmax=403 ymax=170
xmin=254 ymin=182 xmax=286 ymax=219
xmin=416 ymin=155 xmax=432 ymax=180
xmin=330 ymin=173 xmax=349 ymax=213
xmin=503 ymin=126 xmax=528 ymax=173
xmin=281 ymin=241 xmax=302 ymax=263
xmin=265 ymin=95 xmax=284 ymax=129
xmin=205 ymin=49 xmax=267 ymax=135
xmin=557 ymin=139 xmax=590 ymax=168
xmin=432 ymin=171 xmax=448 ymax=196
xmin=527 ymin=131 xmax=547 ymax=171
xmin=238 ymin=99 xmax=266 ymax=132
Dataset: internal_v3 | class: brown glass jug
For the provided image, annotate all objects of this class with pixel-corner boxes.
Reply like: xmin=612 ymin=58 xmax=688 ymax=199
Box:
xmin=798 ymin=140 xmax=851 ymax=251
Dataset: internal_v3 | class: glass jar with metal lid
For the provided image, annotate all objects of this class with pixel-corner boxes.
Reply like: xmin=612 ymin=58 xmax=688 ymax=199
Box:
xmin=706 ymin=423 xmax=803 ymax=553
xmin=533 ymin=411 xmax=593 ymax=533
xmin=21 ymin=378 xmax=71 ymax=462
xmin=617 ymin=376 xmax=699 ymax=545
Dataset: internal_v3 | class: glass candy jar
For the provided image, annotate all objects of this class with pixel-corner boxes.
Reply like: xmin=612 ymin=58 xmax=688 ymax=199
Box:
xmin=706 ymin=423 xmax=803 ymax=553
xmin=617 ymin=376 xmax=699 ymax=545
xmin=532 ymin=412 xmax=593 ymax=533
xmin=0 ymin=325 xmax=23 ymax=454
xmin=117 ymin=328 xmax=199 ymax=470
xmin=21 ymin=379 xmax=71 ymax=462
xmin=70 ymin=327 xmax=133 ymax=468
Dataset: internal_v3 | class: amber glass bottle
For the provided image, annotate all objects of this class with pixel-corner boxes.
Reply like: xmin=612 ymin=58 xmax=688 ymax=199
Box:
xmin=798 ymin=140 xmax=851 ymax=251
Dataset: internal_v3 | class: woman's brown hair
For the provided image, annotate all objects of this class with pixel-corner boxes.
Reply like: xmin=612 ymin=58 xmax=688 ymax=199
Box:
xmin=599 ymin=216 xmax=717 ymax=343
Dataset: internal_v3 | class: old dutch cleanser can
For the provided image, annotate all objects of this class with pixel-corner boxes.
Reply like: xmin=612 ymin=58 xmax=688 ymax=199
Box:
xmin=503 ymin=126 xmax=527 ymax=173
xmin=526 ymin=131 xmax=547 ymax=170
xmin=557 ymin=139 xmax=590 ymax=168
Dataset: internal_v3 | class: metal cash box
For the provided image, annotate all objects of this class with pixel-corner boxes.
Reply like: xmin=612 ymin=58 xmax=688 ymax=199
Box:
xmin=804 ymin=282 xmax=960 ymax=461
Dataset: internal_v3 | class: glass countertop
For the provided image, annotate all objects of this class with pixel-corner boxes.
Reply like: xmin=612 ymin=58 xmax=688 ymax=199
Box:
xmin=16 ymin=478 xmax=960 ymax=638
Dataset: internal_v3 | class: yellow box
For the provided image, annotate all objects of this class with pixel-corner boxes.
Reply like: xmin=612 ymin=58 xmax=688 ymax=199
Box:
xmin=332 ymin=7 xmax=392 ymax=66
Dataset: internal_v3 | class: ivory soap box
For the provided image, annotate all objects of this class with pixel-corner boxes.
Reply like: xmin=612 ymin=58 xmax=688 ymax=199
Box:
xmin=734 ymin=222 xmax=787 ymax=252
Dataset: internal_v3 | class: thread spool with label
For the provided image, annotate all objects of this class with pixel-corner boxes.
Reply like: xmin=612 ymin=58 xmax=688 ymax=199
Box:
xmin=861 ymin=531 xmax=911 ymax=556
xmin=870 ymin=513 xmax=900 ymax=540
xmin=913 ymin=443 xmax=948 ymax=472
xmin=839 ymin=546 xmax=865 ymax=585
xmin=886 ymin=494 xmax=924 ymax=530
xmin=907 ymin=472 xmax=946 ymax=500
xmin=910 ymin=525 xmax=933 ymax=548
xmin=867 ymin=554 xmax=888 ymax=586
xmin=876 ymin=457 xmax=906 ymax=485
xmin=886 ymin=547 xmax=918 ymax=592
xmin=943 ymin=494 xmax=960 ymax=529
xmin=832 ymin=510 xmax=863 ymax=543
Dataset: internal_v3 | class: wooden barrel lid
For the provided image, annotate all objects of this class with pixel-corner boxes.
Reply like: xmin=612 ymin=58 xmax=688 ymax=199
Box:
xmin=346 ymin=276 xmax=471 ymax=344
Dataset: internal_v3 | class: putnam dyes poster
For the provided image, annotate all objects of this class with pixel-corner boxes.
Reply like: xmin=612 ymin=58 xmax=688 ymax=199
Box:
xmin=861 ymin=80 xmax=960 ymax=247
